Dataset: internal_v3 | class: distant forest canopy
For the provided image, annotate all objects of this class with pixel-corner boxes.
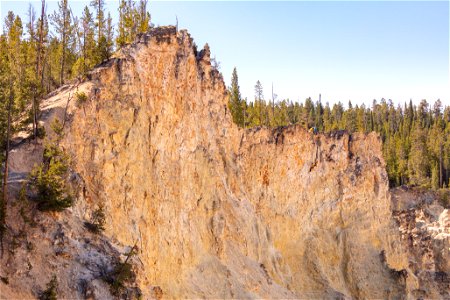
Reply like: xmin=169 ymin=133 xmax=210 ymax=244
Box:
xmin=228 ymin=68 xmax=450 ymax=189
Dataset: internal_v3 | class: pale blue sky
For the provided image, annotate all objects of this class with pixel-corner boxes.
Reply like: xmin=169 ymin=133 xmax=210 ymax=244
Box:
xmin=1 ymin=1 xmax=449 ymax=106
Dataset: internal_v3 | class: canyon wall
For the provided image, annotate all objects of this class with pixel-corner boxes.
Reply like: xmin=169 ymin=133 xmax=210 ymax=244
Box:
xmin=1 ymin=26 xmax=448 ymax=299
xmin=63 ymin=26 xmax=408 ymax=298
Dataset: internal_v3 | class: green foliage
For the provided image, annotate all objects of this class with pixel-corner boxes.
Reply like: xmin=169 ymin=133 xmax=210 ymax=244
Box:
xmin=75 ymin=91 xmax=88 ymax=107
xmin=36 ymin=125 xmax=46 ymax=139
xmin=39 ymin=275 xmax=58 ymax=300
xmin=102 ymin=246 xmax=138 ymax=296
xmin=50 ymin=0 xmax=75 ymax=85
xmin=0 ymin=2 xmax=158 ymax=244
xmin=50 ymin=118 xmax=64 ymax=138
xmin=29 ymin=143 xmax=73 ymax=212
xmin=84 ymin=205 xmax=106 ymax=233
xmin=117 ymin=0 xmax=152 ymax=47
xmin=0 ymin=0 xmax=153 ymax=96
xmin=108 ymin=260 xmax=135 ymax=296
xmin=228 ymin=67 xmax=244 ymax=127
xmin=0 ymin=1 xmax=154 ymax=153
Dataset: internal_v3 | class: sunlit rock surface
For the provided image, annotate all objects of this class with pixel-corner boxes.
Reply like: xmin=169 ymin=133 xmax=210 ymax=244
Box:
xmin=1 ymin=26 xmax=448 ymax=299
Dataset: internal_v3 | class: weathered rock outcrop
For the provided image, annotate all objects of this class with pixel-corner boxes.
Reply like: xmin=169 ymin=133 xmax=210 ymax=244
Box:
xmin=392 ymin=187 xmax=449 ymax=298
xmin=1 ymin=26 xmax=448 ymax=299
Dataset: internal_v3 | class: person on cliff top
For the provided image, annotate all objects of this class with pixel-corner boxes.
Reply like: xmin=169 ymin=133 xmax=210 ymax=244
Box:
xmin=309 ymin=127 xmax=318 ymax=134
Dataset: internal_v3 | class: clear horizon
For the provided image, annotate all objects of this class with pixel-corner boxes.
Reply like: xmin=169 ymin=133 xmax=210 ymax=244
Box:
xmin=1 ymin=0 xmax=449 ymax=107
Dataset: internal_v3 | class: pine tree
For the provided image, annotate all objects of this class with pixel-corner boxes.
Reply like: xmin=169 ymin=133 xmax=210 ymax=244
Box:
xmin=105 ymin=12 xmax=114 ymax=59
xmin=80 ymin=6 xmax=96 ymax=74
xmin=304 ymin=97 xmax=314 ymax=129
xmin=116 ymin=0 xmax=151 ymax=48
xmin=0 ymin=34 xmax=8 ymax=256
xmin=228 ymin=67 xmax=244 ymax=127
xmin=50 ymin=0 xmax=73 ymax=85
xmin=254 ymin=80 xmax=264 ymax=126
xmin=136 ymin=0 xmax=151 ymax=34
xmin=1 ymin=12 xmax=23 ymax=255
xmin=5 ymin=12 xmax=24 ymax=110
xmin=33 ymin=0 xmax=48 ymax=138
xmin=116 ymin=0 xmax=127 ymax=47
xmin=91 ymin=0 xmax=109 ymax=62
xmin=315 ymin=100 xmax=324 ymax=131
xmin=431 ymin=163 xmax=440 ymax=190
xmin=408 ymin=123 xmax=430 ymax=186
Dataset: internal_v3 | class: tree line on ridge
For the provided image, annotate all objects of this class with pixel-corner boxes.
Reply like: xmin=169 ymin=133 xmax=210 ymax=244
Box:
xmin=228 ymin=67 xmax=450 ymax=190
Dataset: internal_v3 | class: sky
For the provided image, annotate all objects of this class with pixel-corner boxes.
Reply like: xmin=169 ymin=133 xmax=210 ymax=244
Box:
xmin=1 ymin=1 xmax=449 ymax=107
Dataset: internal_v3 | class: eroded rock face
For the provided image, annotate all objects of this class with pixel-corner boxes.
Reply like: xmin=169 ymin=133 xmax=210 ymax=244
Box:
xmin=61 ymin=26 xmax=408 ymax=298
xmin=2 ymin=26 xmax=447 ymax=299
xmin=392 ymin=187 xmax=450 ymax=298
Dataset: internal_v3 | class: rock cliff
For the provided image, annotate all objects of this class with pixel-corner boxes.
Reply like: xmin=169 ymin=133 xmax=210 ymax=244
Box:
xmin=1 ymin=26 xmax=448 ymax=299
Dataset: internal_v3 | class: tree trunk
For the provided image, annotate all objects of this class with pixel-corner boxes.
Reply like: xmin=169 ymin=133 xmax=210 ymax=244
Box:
xmin=37 ymin=0 xmax=45 ymax=74
xmin=32 ymin=93 xmax=37 ymax=138
xmin=271 ymin=83 xmax=274 ymax=126
xmin=3 ymin=80 xmax=13 ymax=209
xmin=60 ymin=35 xmax=66 ymax=85
xmin=439 ymin=143 xmax=443 ymax=188
xmin=60 ymin=1 xmax=67 ymax=86
xmin=98 ymin=1 xmax=101 ymax=45
xmin=259 ymin=101 xmax=262 ymax=126
xmin=243 ymin=102 xmax=246 ymax=128
xmin=83 ymin=30 xmax=86 ymax=75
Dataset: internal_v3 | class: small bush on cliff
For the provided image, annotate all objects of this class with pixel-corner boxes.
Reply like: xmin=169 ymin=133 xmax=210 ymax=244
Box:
xmin=102 ymin=245 xmax=138 ymax=297
xmin=50 ymin=118 xmax=64 ymax=139
xmin=108 ymin=260 xmax=135 ymax=296
xmin=84 ymin=205 xmax=106 ymax=234
xmin=39 ymin=275 xmax=58 ymax=300
xmin=75 ymin=92 xmax=88 ymax=107
xmin=29 ymin=143 xmax=73 ymax=211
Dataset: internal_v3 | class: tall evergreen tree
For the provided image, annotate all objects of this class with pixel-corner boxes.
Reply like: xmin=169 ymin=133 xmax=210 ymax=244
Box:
xmin=136 ymin=0 xmax=151 ymax=34
xmin=79 ymin=6 xmax=95 ymax=74
xmin=50 ymin=0 xmax=73 ymax=85
xmin=228 ymin=67 xmax=244 ymax=127
xmin=105 ymin=12 xmax=114 ymax=59
xmin=254 ymin=80 xmax=264 ymax=126
xmin=32 ymin=0 xmax=48 ymax=138
xmin=91 ymin=0 xmax=109 ymax=61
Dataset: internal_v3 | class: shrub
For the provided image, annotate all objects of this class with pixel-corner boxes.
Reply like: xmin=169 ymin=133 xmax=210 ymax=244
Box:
xmin=75 ymin=92 xmax=88 ymax=107
xmin=50 ymin=118 xmax=64 ymax=138
xmin=39 ymin=275 xmax=58 ymax=300
xmin=36 ymin=126 xmax=46 ymax=139
xmin=29 ymin=143 xmax=73 ymax=211
xmin=102 ymin=245 xmax=138 ymax=297
xmin=84 ymin=205 xmax=106 ymax=234
xmin=108 ymin=260 xmax=135 ymax=296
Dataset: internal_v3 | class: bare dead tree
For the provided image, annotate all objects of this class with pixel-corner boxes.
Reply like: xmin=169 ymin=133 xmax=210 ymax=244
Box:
xmin=62 ymin=85 xmax=78 ymax=130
